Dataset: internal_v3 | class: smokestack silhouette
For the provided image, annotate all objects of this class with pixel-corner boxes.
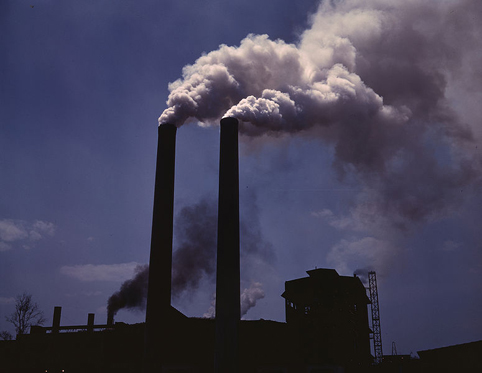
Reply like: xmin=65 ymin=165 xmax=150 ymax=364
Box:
xmin=145 ymin=123 xmax=177 ymax=372
xmin=215 ymin=117 xmax=240 ymax=373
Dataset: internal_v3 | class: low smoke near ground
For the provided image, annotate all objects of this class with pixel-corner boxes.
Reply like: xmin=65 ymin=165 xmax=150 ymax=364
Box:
xmin=107 ymin=196 xmax=273 ymax=319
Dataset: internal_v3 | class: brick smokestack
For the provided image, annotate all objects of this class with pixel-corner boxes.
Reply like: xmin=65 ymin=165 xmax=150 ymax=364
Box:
xmin=145 ymin=123 xmax=177 ymax=372
xmin=215 ymin=117 xmax=240 ymax=373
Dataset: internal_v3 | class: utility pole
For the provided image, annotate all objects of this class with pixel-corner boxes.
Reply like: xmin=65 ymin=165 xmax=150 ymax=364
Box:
xmin=368 ymin=271 xmax=383 ymax=364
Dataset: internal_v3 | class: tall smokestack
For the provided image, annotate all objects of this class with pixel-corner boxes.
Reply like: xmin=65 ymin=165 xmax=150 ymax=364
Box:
xmin=215 ymin=117 xmax=240 ymax=373
xmin=145 ymin=123 xmax=177 ymax=372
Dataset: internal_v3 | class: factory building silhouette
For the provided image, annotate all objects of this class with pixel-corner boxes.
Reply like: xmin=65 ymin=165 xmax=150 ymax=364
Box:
xmin=0 ymin=268 xmax=373 ymax=373
xmin=1 ymin=118 xmax=373 ymax=372
xmin=2 ymin=118 xmax=480 ymax=372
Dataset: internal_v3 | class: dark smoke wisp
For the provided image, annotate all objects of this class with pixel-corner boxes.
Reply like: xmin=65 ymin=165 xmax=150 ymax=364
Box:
xmin=106 ymin=196 xmax=273 ymax=317
xmin=171 ymin=198 xmax=218 ymax=297
xmin=107 ymin=264 xmax=149 ymax=322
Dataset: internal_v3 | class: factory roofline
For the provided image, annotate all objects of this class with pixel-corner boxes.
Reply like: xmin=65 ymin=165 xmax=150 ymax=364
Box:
xmin=281 ymin=267 xmax=371 ymax=305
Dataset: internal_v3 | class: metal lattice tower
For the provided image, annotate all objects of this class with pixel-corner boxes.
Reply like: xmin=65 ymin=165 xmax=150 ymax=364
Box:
xmin=368 ymin=271 xmax=383 ymax=364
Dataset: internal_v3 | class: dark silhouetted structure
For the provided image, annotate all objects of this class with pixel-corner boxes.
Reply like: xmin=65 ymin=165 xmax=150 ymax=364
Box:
xmin=0 ymin=118 xmax=378 ymax=372
xmin=1 ymin=268 xmax=376 ymax=373
xmin=215 ymin=117 xmax=241 ymax=373
xmin=282 ymin=268 xmax=373 ymax=371
xmin=52 ymin=306 xmax=61 ymax=334
xmin=8 ymin=311 xmax=479 ymax=373
xmin=417 ymin=340 xmax=482 ymax=373
xmin=145 ymin=123 xmax=177 ymax=372
xmin=369 ymin=271 xmax=383 ymax=364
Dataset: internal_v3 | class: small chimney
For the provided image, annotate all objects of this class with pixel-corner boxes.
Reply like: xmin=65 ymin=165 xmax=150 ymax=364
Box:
xmin=52 ymin=306 xmax=61 ymax=334
xmin=145 ymin=123 xmax=177 ymax=372
xmin=87 ymin=313 xmax=95 ymax=332
xmin=215 ymin=117 xmax=240 ymax=373
xmin=107 ymin=312 xmax=114 ymax=326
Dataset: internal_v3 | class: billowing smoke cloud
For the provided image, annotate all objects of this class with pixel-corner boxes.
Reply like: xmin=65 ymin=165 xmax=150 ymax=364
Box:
xmin=159 ymin=0 xmax=482 ymax=274
xmin=159 ymin=0 xmax=480 ymax=212
xmin=107 ymin=196 xmax=273 ymax=317
xmin=160 ymin=33 xmax=409 ymax=145
xmin=107 ymin=264 xmax=149 ymax=321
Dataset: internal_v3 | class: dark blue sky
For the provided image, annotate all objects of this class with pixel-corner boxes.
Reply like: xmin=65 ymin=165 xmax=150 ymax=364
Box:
xmin=1 ymin=0 xmax=481 ymax=357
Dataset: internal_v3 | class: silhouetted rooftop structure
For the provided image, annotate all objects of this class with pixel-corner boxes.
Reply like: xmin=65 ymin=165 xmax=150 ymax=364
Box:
xmin=282 ymin=268 xmax=373 ymax=371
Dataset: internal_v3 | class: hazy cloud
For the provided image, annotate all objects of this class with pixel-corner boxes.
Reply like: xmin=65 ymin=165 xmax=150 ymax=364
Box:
xmin=311 ymin=209 xmax=334 ymax=219
xmin=32 ymin=221 xmax=56 ymax=237
xmin=327 ymin=236 xmax=398 ymax=276
xmin=60 ymin=262 xmax=140 ymax=282
xmin=0 ymin=219 xmax=56 ymax=251
xmin=0 ymin=242 xmax=12 ymax=252
xmin=0 ymin=220 xmax=28 ymax=242
xmin=0 ymin=297 xmax=16 ymax=305
xmin=442 ymin=240 xmax=462 ymax=252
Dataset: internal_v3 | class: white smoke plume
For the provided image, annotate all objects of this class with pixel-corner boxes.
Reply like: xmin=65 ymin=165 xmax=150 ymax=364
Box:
xmin=159 ymin=33 xmax=409 ymax=140
xmin=240 ymin=282 xmax=265 ymax=317
xmin=202 ymin=282 xmax=265 ymax=319
xmin=159 ymin=1 xmax=482 ymax=277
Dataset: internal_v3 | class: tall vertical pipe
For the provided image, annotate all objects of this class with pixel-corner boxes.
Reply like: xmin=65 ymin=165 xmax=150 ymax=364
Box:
xmin=145 ymin=123 xmax=177 ymax=372
xmin=215 ymin=117 xmax=240 ymax=373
